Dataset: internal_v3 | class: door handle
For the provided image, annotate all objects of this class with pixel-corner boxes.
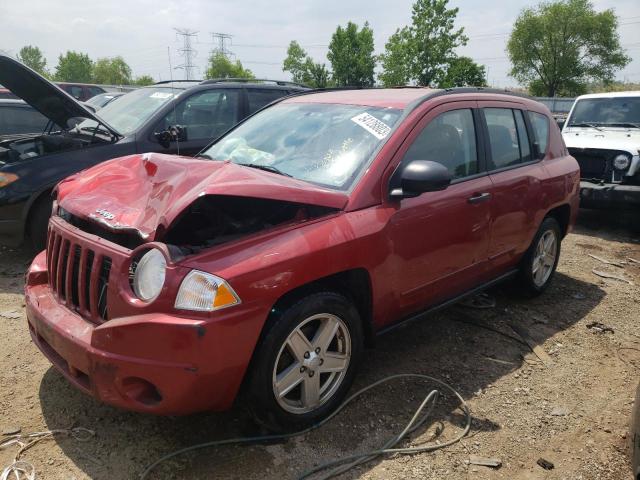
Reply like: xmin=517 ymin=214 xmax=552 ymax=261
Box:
xmin=467 ymin=192 xmax=492 ymax=204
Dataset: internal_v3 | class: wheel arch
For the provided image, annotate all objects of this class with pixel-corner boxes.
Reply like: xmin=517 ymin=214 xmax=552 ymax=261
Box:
xmin=545 ymin=203 xmax=571 ymax=237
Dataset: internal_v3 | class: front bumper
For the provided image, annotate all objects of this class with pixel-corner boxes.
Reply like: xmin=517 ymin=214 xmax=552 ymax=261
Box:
xmin=579 ymin=180 xmax=640 ymax=210
xmin=25 ymin=249 xmax=268 ymax=415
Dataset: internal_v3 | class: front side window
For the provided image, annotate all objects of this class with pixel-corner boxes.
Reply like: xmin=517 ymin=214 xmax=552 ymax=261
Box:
xmin=247 ymin=89 xmax=288 ymax=114
xmin=567 ymin=97 xmax=640 ymax=127
xmin=201 ymin=103 xmax=402 ymax=190
xmin=529 ymin=111 xmax=550 ymax=155
xmin=403 ymin=109 xmax=478 ymax=180
xmin=157 ymin=89 xmax=239 ymax=141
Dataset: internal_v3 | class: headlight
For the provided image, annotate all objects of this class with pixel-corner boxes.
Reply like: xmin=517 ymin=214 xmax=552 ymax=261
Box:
xmin=132 ymin=249 xmax=166 ymax=302
xmin=175 ymin=270 xmax=240 ymax=312
xmin=0 ymin=173 xmax=19 ymax=188
xmin=613 ymin=154 xmax=631 ymax=171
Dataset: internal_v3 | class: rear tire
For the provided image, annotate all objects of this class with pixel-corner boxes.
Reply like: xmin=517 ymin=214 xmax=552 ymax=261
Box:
xmin=517 ymin=217 xmax=562 ymax=296
xmin=28 ymin=196 xmax=53 ymax=252
xmin=246 ymin=292 xmax=363 ymax=432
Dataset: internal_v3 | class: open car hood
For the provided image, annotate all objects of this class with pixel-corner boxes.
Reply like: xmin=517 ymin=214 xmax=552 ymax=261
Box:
xmin=56 ymin=153 xmax=349 ymax=241
xmin=0 ymin=55 xmax=119 ymax=134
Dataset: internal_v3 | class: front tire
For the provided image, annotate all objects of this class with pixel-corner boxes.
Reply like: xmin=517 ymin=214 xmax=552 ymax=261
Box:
xmin=28 ymin=196 xmax=53 ymax=252
xmin=246 ymin=292 xmax=363 ymax=432
xmin=517 ymin=217 xmax=562 ymax=296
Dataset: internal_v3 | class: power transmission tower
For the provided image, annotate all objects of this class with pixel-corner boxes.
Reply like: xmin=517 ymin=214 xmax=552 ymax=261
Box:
xmin=174 ymin=28 xmax=198 ymax=80
xmin=211 ymin=32 xmax=234 ymax=58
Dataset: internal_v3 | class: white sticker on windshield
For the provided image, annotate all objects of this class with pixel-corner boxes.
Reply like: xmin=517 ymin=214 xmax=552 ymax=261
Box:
xmin=351 ymin=112 xmax=392 ymax=140
xmin=150 ymin=92 xmax=174 ymax=99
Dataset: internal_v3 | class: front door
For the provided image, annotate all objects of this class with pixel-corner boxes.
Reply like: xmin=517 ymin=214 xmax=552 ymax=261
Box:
xmin=386 ymin=102 xmax=492 ymax=316
xmin=145 ymin=89 xmax=242 ymax=156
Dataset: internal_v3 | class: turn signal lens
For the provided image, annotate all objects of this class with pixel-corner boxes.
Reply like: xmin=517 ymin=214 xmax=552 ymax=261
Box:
xmin=175 ymin=270 xmax=240 ymax=312
xmin=0 ymin=173 xmax=19 ymax=188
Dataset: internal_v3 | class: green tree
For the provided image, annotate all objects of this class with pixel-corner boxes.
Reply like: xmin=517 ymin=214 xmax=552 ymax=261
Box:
xmin=93 ymin=56 xmax=132 ymax=85
xmin=54 ymin=51 xmax=93 ymax=82
xmin=283 ymin=41 xmax=332 ymax=88
xmin=378 ymin=28 xmax=413 ymax=87
xmin=133 ymin=75 xmax=155 ymax=86
xmin=306 ymin=60 xmax=331 ymax=88
xmin=17 ymin=45 xmax=48 ymax=76
xmin=379 ymin=0 xmax=468 ymax=87
xmin=283 ymin=41 xmax=310 ymax=84
xmin=327 ymin=21 xmax=375 ymax=87
xmin=205 ymin=51 xmax=254 ymax=79
xmin=507 ymin=0 xmax=630 ymax=97
xmin=439 ymin=56 xmax=487 ymax=88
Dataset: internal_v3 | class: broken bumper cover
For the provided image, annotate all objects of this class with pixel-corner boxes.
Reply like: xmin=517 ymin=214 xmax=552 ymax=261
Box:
xmin=579 ymin=180 xmax=640 ymax=209
xmin=25 ymin=250 xmax=266 ymax=415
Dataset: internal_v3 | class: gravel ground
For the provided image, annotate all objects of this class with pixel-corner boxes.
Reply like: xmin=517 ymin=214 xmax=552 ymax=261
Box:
xmin=1 ymin=209 xmax=639 ymax=480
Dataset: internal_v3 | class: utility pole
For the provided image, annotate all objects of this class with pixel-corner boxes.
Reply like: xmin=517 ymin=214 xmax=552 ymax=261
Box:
xmin=174 ymin=28 xmax=198 ymax=80
xmin=211 ymin=32 xmax=234 ymax=58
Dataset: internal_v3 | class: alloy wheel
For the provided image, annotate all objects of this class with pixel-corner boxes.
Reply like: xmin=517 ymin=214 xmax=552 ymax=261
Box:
xmin=532 ymin=229 xmax=557 ymax=287
xmin=272 ymin=313 xmax=351 ymax=414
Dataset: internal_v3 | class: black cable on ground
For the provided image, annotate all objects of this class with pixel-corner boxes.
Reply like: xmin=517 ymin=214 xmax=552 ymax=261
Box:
xmin=139 ymin=374 xmax=471 ymax=480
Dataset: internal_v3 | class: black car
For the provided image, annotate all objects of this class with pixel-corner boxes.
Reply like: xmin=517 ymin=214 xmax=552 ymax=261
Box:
xmin=0 ymin=55 xmax=307 ymax=249
xmin=0 ymin=99 xmax=55 ymax=136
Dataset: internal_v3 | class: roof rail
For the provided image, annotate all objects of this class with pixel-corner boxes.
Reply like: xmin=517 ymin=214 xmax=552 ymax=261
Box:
xmin=154 ymin=79 xmax=202 ymax=85
xmin=438 ymin=86 xmax=533 ymax=99
xmin=200 ymin=78 xmax=310 ymax=88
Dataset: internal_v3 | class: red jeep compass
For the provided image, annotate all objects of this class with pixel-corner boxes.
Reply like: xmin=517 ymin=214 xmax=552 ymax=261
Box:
xmin=25 ymin=88 xmax=579 ymax=431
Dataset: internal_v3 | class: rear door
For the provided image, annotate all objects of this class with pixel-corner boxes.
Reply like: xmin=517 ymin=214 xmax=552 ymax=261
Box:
xmin=479 ymin=102 xmax=545 ymax=274
xmin=385 ymin=101 xmax=493 ymax=315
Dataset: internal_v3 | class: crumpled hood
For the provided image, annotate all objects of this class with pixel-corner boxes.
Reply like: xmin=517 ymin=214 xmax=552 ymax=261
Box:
xmin=57 ymin=153 xmax=349 ymax=240
xmin=563 ymin=128 xmax=640 ymax=155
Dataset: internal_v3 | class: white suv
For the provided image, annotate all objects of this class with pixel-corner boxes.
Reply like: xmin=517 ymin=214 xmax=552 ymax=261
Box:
xmin=562 ymin=91 xmax=640 ymax=209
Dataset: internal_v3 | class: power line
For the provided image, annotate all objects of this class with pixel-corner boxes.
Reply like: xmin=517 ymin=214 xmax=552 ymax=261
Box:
xmin=174 ymin=28 xmax=198 ymax=80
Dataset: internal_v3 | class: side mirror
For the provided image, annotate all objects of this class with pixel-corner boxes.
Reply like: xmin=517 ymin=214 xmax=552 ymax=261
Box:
xmin=556 ymin=118 xmax=565 ymax=130
xmin=154 ymin=125 xmax=187 ymax=149
xmin=390 ymin=160 xmax=452 ymax=198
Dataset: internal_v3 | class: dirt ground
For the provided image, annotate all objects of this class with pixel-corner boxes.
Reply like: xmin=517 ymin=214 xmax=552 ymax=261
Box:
xmin=1 ymin=210 xmax=639 ymax=480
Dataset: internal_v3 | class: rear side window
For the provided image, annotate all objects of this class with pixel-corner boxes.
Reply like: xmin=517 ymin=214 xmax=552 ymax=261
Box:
xmin=484 ymin=108 xmax=532 ymax=169
xmin=528 ymin=112 xmax=549 ymax=156
xmin=247 ymin=89 xmax=288 ymax=114
xmin=403 ymin=109 xmax=478 ymax=180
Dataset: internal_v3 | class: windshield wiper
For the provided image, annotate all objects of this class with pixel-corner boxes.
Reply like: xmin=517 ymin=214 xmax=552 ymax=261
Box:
xmin=80 ymin=125 xmax=116 ymax=138
xmin=197 ymin=153 xmax=213 ymax=160
xmin=568 ymin=122 xmax=603 ymax=131
xmin=237 ymin=163 xmax=292 ymax=177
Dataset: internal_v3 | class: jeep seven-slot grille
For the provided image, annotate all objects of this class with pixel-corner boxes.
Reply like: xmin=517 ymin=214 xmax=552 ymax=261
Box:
xmin=46 ymin=229 xmax=111 ymax=322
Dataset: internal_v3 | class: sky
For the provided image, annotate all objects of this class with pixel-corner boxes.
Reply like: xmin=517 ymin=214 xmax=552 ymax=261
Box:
xmin=0 ymin=0 xmax=638 ymax=88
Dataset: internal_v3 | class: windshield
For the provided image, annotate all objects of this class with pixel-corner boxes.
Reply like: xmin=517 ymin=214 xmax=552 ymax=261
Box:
xmin=77 ymin=87 xmax=178 ymax=135
xmin=568 ymin=97 xmax=640 ymax=127
xmin=201 ymin=103 xmax=402 ymax=190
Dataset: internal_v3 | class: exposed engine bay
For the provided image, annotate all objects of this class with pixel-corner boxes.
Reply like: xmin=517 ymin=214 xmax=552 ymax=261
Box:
xmin=0 ymin=131 xmax=107 ymax=165
xmin=163 ymin=195 xmax=337 ymax=252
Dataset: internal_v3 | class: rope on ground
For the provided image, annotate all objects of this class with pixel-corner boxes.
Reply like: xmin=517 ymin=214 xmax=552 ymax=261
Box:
xmin=140 ymin=374 xmax=471 ymax=480
xmin=1 ymin=427 xmax=94 ymax=480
